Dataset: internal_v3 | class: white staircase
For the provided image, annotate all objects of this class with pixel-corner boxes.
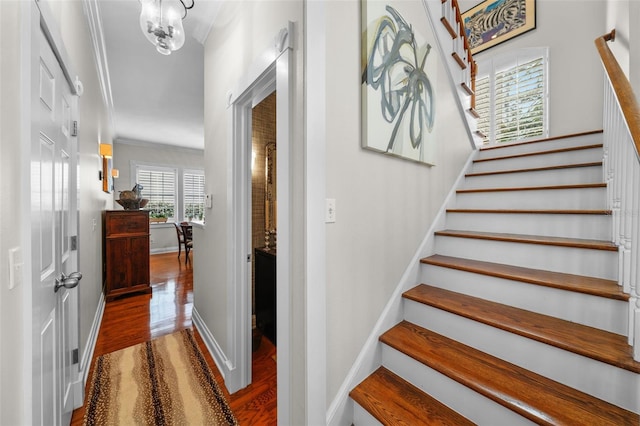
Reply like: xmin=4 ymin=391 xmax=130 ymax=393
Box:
xmin=350 ymin=131 xmax=640 ymax=425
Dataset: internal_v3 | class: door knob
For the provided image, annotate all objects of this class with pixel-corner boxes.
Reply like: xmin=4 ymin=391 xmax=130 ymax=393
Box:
xmin=54 ymin=272 xmax=82 ymax=293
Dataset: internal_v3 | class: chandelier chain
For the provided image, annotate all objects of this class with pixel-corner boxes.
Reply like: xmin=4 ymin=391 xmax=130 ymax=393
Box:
xmin=179 ymin=0 xmax=194 ymax=19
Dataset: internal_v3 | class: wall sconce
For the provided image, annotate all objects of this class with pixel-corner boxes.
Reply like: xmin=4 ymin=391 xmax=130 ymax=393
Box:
xmin=99 ymin=143 xmax=113 ymax=193
xmin=111 ymin=168 xmax=120 ymax=179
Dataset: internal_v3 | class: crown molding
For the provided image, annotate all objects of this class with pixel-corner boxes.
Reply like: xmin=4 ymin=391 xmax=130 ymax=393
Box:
xmin=82 ymin=0 xmax=115 ymax=133
xmin=115 ymin=137 xmax=205 ymax=155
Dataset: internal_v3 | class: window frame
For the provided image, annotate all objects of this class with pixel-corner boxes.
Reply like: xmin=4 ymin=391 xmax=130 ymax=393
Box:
xmin=131 ymin=161 xmax=205 ymax=225
xmin=475 ymin=47 xmax=550 ymax=145
xmin=183 ymin=168 xmax=206 ymax=222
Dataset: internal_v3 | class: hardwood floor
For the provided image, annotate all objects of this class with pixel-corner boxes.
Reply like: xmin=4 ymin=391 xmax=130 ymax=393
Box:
xmin=70 ymin=252 xmax=277 ymax=425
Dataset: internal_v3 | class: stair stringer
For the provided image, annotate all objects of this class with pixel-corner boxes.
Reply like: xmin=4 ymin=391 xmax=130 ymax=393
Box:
xmin=326 ymin=150 xmax=477 ymax=426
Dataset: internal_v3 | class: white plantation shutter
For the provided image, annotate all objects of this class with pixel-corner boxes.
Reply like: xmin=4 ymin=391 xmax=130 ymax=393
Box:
xmin=475 ymin=75 xmax=491 ymax=145
xmin=476 ymin=49 xmax=548 ymax=145
xmin=136 ymin=166 xmax=177 ymax=220
xmin=183 ymin=171 xmax=205 ymax=221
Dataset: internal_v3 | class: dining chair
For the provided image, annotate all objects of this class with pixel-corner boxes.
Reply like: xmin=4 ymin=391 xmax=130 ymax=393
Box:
xmin=180 ymin=223 xmax=194 ymax=262
xmin=173 ymin=222 xmax=187 ymax=259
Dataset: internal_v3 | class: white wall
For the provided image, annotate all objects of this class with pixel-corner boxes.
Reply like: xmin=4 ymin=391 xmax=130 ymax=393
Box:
xmin=1 ymin=0 xmax=112 ymax=423
xmin=113 ymin=140 xmax=204 ymax=253
xmin=199 ymin=0 xmax=306 ymax=422
xmin=630 ymin=1 xmax=640 ymax=98
xmin=325 ymin=0 xmax=472 ymax=407
xmin=459 ymin=0 xmax=607 ymax=136
xmin=0 ymin=2 xmax=25 ymax=424
xmin=199 ymin=0 xmax=471 ymax=419
xmin=605 ymin=0 xmax=640 ymax=100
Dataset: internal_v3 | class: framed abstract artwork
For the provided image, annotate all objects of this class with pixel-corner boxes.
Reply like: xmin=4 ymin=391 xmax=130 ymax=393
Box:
xmin=361 ymin=0 xmax=438 ymax=165
xmin=462 ymin=0 xmax=536 ymax=55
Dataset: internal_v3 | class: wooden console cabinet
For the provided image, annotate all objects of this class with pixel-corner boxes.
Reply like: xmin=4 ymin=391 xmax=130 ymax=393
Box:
xmin=103 ymin=210 xmax=151 ymax=301
xmin=255 ymin=247 xmax=276 ymax=345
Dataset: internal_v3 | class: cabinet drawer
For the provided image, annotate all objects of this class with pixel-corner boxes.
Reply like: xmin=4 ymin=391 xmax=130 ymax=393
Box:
xmin=106 ymin=212 xmax=148 ymax=236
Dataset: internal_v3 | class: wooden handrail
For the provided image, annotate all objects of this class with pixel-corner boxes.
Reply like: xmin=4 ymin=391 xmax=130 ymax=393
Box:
xmin=595 ymin=29 xmax=640 ymax=156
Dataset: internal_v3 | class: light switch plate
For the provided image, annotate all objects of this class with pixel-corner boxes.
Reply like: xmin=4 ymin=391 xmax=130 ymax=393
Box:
xmin=8 ymin=247 xmax=22 ymax=289
xmin=326 ymin=198 xmax=336 ymax=223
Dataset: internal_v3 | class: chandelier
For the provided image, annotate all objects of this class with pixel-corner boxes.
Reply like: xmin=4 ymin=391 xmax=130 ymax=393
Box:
xmin=139 ymin=0 xmax=194 ymax=55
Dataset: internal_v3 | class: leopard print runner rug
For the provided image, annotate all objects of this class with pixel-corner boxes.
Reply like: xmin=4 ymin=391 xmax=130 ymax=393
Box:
xmin=83 ymin=329 xmax=237 ymax=425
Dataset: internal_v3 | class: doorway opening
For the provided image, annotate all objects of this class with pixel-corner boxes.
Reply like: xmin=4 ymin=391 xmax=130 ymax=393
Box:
xmin=224 ymin=23 xmax=292 ymax=422
xmin=251 ymin=93 xmax=278 ymax=398
xmin=251 ymin=91 xmax=278 ymax=356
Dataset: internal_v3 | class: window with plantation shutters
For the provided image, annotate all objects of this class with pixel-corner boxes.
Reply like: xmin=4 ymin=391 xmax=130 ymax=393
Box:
xmin=476 ymin=48 xmax=548 ymax=145
xmin=136 ymin=166 xmax=177 ymax=221
xmin=183 ymin=171 xmax=205 ymax=221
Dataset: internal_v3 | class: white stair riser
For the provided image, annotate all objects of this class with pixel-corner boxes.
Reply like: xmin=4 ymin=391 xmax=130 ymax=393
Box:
xmin=476 ymin=133 xmax=603 ymax=160
xmin=352 ymin=404 xmax=383 ymax=426
xmin=472 ymin=148 xmax=603 ymax=174
xmin=404 ymin=300 xmax=640 ymax=413
xmin=463 ymin=165 xmax=603 ymax=189
xmin=454 ymin=187 xmax=607 ymax=210
xmin=381 ymin=345 xmax=536 ymax=425
xmin=434 ymin=235 xmax=618 ymax=280
xmin=445 ymin=212 xmax=611 ymax=240
xmin=419 ymin=264 xmax=627 ymax=335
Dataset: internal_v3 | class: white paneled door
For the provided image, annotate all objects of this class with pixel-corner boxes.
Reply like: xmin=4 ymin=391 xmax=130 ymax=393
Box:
xmin=32 ymin=27 xmax=81 ymax=426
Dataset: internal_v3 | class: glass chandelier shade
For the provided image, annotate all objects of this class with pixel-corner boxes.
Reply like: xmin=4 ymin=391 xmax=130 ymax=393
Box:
xmin=139 ymin=0 xmax=187 ymax=55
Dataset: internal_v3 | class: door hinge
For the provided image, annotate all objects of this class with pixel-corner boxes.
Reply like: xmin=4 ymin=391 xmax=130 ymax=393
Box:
xmin=71 ymin=121 xmax=78 ymax=137
xmin=70 ymin=235 xmax=78 ymax=251
xmin=72 ymin=348 xmax=79 ymax=364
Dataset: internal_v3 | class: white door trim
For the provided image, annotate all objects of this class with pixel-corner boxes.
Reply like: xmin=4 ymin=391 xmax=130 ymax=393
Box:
xmin=304 ymin=0 xmax=328 ymax=422
xmin=225 ymin=22 xmax=294 ymax=424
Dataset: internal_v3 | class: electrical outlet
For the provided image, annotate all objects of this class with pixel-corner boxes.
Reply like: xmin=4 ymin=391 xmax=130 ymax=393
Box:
xmin=325 ymin=199 xmax=336 ymax=223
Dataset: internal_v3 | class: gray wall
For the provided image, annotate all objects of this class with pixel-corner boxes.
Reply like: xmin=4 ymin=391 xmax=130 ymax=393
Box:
xmin=458 ymin=0 xmax=608 ymax=136
xmin=112 ymin=140 xmax=204 ymax=253
xmin=325 ymin=0 xmax=472 ymax=406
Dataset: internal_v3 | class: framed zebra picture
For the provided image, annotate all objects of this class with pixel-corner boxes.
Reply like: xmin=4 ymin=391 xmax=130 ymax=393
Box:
xmin=462 ymin=0 xmax=536 ymax=55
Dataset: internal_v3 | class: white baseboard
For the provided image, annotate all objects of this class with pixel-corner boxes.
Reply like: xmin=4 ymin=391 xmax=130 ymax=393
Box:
xmin=192 ymin=307 xmax=234 ymax=383
xmin=75 ymin=292 xmax=105 ymax=408
xmin=150 ymin=247 xmax=179 ymax=254
xmin=326 ymin=150 xmax=476 ymax=425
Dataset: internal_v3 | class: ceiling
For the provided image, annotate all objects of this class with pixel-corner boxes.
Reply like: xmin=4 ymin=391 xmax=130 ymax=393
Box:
xmin=97 ymin=0 xmax=219 ymax=150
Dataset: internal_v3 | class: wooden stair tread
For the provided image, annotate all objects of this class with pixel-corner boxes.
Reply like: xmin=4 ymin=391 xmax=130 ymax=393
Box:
xmin=440 ymin=16 xmax=457 ymax=39
xmin=403 ymin=284 xmax=640 ymax=373
xmin=420 ymin=254 xmax=627 ymax=300
xmin=474 ymin=144 xmax=603 ymax=163
xmin=479 ymin=130 xmax=603 ymax=152
xmin=457 ymin=183 xmax=606 ymax=193
xmin=465 ymin=161 xmax=603 ymax=177
xmin=381 ymin=321 xmax=639 ymax=425
xmin=461 ymin=82 xmax=474 ymax=96
xmin=446 ymin=208 xmax=611 ymax=215
xmin=452 ymin=52 xmax=466 ymax=69
xmin=350 ymin=367 xmax=475 ymax=425
xmin=434 ymin=229 xmax=618 ymax=251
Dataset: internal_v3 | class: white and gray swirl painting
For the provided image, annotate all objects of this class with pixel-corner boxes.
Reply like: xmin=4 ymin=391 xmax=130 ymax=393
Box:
xmin=362 ymin=2 xmax=437 ymax=165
